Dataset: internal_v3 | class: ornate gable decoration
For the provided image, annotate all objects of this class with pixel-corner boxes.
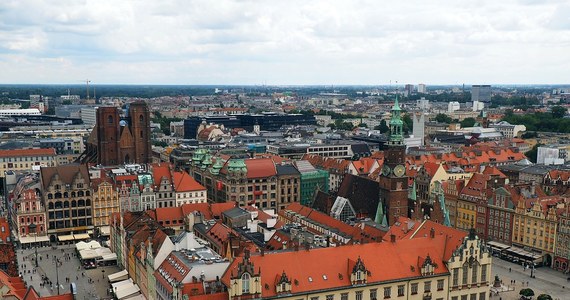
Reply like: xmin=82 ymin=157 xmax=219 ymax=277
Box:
xmin=275 ymin=270 xmax=292 ymax=294
xmin=350 ymin=256 xmax=368 ymax=285
xmin=420 ymin=254 xmax=437 ymax=276
xmin=229 ymin=250 xmax=262 ymax=297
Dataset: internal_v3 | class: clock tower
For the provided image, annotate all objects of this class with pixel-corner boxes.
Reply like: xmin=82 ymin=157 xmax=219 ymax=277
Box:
xmin=378 ymin=94 xmax=409 ymax=225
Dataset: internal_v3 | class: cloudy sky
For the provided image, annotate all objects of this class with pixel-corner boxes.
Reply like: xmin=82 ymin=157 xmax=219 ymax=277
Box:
xmin=0 ymin=0 xmax=568 ymax=85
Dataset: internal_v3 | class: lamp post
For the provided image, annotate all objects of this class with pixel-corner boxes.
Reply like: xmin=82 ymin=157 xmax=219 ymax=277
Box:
xmin=29 ymin=223 xmax=38 ymax=267
xmin=55 ymin=256 xmax=60 ymax=295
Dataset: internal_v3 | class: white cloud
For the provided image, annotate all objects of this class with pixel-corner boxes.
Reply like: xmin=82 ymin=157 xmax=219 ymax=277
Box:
xmin=0 ymin=0 xmax=568 ymax=84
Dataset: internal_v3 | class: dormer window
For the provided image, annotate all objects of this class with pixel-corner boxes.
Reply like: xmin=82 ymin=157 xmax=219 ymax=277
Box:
xmin=351 ymin=257 xmax=368 ymax=284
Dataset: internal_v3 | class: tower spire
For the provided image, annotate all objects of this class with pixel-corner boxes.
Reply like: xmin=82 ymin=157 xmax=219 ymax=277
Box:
xmin=388 ymin=93 xmax=404 ymax=145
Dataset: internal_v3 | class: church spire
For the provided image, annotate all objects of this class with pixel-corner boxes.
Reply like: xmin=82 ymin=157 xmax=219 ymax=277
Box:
xmin=388 ymin=93 xmax=404 ymax=145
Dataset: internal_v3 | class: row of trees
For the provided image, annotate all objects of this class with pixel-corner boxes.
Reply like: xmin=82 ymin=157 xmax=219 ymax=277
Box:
xmin=434 ymin=113 xmax=477 ymax=128
xmin=503 ymin=107 xmax=569 ymax=133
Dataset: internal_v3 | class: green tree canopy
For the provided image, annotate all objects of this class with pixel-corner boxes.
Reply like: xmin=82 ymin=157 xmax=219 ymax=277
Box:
xmin=525 ymin=143 xmax=542 ymax=163
xmin=460 ymin=117 xmax=477 ymax=128
xmin=537 ymin=294 xmax=553 ymax=300
xmin=435 ymin=113 xmax=452 ymax=123
xmin=551 ymin=106 xmax=566 ymax=118
xmin=374 ymin=120 xmax=389 ymax=133
xmin=519 ymin=288 xmax=535 ymax=299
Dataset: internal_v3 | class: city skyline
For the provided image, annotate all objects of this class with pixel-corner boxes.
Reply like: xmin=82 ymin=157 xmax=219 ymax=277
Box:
xmin=1 ymin=0 xmax=569 ymax=85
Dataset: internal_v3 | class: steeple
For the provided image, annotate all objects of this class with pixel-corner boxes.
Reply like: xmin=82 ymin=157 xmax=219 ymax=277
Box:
xmin=388 ymin=93 xmax=404 ymax=145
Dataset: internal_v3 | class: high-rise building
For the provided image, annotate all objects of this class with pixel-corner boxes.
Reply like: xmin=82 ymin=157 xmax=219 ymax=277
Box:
xmin=471 ymin=85 xmax=491 ymax=103
xmin=417 ymin=83 xmax=427 ymax=93
xmin=404 ymin=84 xmax=414 ymax=96
xmin=378 ymin=95 xmax=409 ymax=225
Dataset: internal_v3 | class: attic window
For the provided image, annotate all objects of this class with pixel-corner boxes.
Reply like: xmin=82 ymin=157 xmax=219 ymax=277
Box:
xmin=308 ymin=277 xmax=313 ymax=282
xmin=323 ymin=275 xmax=328 ymax=280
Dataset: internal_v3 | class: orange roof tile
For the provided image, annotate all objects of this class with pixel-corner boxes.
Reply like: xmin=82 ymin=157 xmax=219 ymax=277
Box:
xmin=222 ymin=236 xmax=451 ymax=298
xmin=173 ymin=171 xmax=206 ymax=192
xmin=244 ymin=158 xmax=277 ymax=179
xmin=0 ymin=148 xmax=56 ymax=157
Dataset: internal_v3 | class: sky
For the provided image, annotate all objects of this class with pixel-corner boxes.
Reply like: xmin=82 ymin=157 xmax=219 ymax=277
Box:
xmin=0 ymin=0 xmax=569 ymax=85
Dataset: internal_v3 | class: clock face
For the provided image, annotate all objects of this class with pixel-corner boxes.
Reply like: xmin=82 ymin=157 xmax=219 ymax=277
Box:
xmin=382 ymin=165 xmax=391 ymax=176
xmin=394 ymin=164 xmax=406 ymax=177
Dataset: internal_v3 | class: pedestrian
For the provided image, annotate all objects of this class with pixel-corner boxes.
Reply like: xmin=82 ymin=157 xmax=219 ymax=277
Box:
xmin=509 ymin=267 xmax=511 ymax=272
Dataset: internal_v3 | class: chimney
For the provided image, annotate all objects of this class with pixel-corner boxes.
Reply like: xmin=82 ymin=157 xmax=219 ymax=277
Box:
xmin=390 ymin=234 xmax=396 ymax=243
xmin=260 ymin=248 xmax=265 ymax=256
xmin=429 ymin=227 xmax=435 ymax=238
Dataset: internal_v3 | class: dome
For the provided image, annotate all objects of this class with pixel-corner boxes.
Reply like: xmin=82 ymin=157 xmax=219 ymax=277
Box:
xmin=119 ymin=120 xmax=128 ymax=127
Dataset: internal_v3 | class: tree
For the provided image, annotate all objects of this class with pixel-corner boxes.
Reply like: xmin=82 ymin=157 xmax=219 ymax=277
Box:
xmin=525 ymin=143 xmax=542 ymax=163
xmin=519 ymin=288 xmax=535 ymax=300
xmin=537 ymin=294 xmax=553 ymax=300
xmin=435 ymin=113 xmax=452 ymax=123
xmin=460 ymin=117 xmax=477 ymax=128
xmin=374 ymin=120 xmax=389 ymax=133
xmin=551 ymin=106 xmax=566 ymax=119
xmin=402 ymin=114 xmax=413 ymax=135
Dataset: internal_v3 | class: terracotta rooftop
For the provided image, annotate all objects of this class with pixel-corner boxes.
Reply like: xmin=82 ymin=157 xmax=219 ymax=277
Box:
xmin=222 ymin=236 xmax=451 ymax=298
xmin=40 ymin=164 xmax=90 ymax=191
xmin=0 ymin=148 xmax=56 ymax=157
xmin=244 ymin=158 xmax=277 ymax=179
xmin=173 ymin=171 xmax=206 ymax=192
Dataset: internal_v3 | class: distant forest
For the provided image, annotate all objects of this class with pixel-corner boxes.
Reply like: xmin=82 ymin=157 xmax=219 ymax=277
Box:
xmin=0 ymin=84 xmax=561 ymax=100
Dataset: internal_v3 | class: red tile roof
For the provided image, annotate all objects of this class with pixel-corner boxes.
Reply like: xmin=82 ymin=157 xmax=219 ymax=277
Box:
xmin=222 ymin=236 xmax=451 ymax=298
xmin=151 ymin=163 xmax=173 ymax=187
xmin=244 ymin=158 xmax=277 ymax=179
xmin=0 ymin=148 xmax=56 ymax=157
xmin=173 ymin=171 xmax=206 ymax=192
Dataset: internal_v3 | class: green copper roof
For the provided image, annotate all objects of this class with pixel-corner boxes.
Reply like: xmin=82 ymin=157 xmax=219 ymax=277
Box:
xmin=388 ymin=94 xmax=404 ymax=144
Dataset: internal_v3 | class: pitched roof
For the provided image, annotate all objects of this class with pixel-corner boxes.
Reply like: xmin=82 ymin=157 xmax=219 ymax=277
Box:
xmin=336 ymin=174 xmax=380 ymax=218
xmin=244 ymin=158 xmax=277 ymax=179
xmin=40 ymin=164 xmax=90 ymax=190
xmin=173 ymin=171 xmax=206 ymax=192
xmin=151 ymin=163 xmax=173 ymax=187
xmin=0 ymin=148 xmax=56 ymax=158
xmin=222 ymin=236 xmax=450 ymax=298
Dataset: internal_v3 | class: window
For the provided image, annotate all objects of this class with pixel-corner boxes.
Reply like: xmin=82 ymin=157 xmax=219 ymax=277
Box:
xmin=424 ymin=281 xmax=431 ymax=293
xmin=340 ymin=293 xmax=348 ymax=300
xmin=437 ymin=279 xmax=444 ymax=291
xmin=470 ymin=294 xmax=476 ymax=300
xmin=310 ymin=297 xmax=319 ymax=300
xmin=355 ymin=291 xmax=363 ymax=300
xmin=462 ymin=265 xmax=468 ymax=285
xmin=452 ymin=268 xmax=459 ymax=286
xmin=472 ymin=263 xmax=478 ymax=283
xmin=481 ymin=265 xmax=487 ymax=282
xmin=411 ymin=283 xmax=418 ymax=295
xmin=241 ymin=273 xmax=250 ymax=294
xmin=397 ymin=285 xmax=404 ymax=297
xmin=370 ymin=289 xmax=377 ymax=300
xmin=326 ymin=295 xmax=334 ymax=300
xmin=479 ymin=292 xmax=486 ymax=300
xmin=383 ymin=287 xmax=390 ymax=299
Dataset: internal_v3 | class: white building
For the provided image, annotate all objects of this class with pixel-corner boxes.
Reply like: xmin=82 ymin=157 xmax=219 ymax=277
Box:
xmin=489 ymin=121 xmax=527 ymax=138
xmin=0 ymin=109 xmax=41 ymax=117
xmin=416 ymin=97 xmax=430 ymax=110
xmin=472 ymin=100 xmax=484 ymax=111
xmin=448 ymin=102 xmax=460 ymax=112
xmin=417 ymin=83 xmax=427 ymax=93
xmin=173 ymin=171 xmax=207 ymax=205
xmin=412 ymin=112 xmax=426 ymax=146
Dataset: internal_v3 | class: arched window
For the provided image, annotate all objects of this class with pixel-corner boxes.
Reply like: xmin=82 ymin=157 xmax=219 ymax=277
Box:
xmin=241 ymin=273 xmax=250 ymax=294
xmin=140 ymin=130 xmax=143 ymax=138
xmin=63 ymin=201 xmax=69 ymax=208
xmin=71 ymin=200 xmax=77 ymax=207
xmin=139 ymin=114 xmax=144 ymax=123
xmin=108 ymin=115 xmax=113 ymax=124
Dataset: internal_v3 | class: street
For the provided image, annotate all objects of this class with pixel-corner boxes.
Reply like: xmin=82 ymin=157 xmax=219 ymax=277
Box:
xmin=17 ymin=244 xmax=121 ymax=300
xmin=492 ymin=256 xmax=569 ymax=300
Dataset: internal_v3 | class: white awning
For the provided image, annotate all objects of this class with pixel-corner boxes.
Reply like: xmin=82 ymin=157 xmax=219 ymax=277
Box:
xmin=111 ymin=279 xmax=133 ymax=290
xmin=99 ymin=253 xmax=117 ymax=262
xmin=58 ymin=234 xmax=74 ymax=241
xmin=116 ymin=285 xmax=140 ymax=300
xmin=74 ymin=233 xmax=90 ymax=240
xmin=19 ymin=235 xmax=50 ymax=244
xmin=487 ymin=241 xmax=510 ymax=250
xmin=123 ymin=295 xmax=145 ymax=300
xmin=108 ymin=270 xmax=128 ymax=283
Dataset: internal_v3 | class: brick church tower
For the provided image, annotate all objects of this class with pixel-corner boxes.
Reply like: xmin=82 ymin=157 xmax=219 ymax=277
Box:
xmin=82 ymin=101 xmax=151 ymax=166
xmin=378 ymin=94 xmax=409 ymax=225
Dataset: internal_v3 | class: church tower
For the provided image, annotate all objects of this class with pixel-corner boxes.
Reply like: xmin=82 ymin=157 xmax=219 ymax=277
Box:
xmin=128 ymin=101 xmax=152 ymax=164
xmin=96 ymin=107 xmax=121 ymax=165
xmin=378 ymin=94 xmax=409 ymax=225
